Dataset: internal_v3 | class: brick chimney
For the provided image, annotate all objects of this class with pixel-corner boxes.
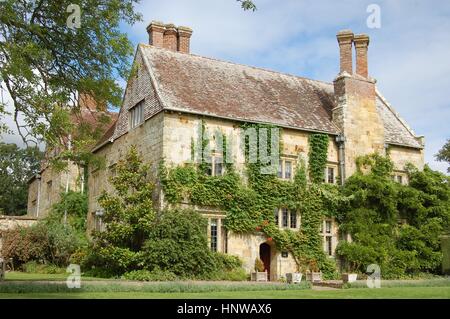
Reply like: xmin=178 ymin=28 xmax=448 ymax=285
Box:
xmin=332 ymin=30 xmax=385 ymax=178
xmin=163 ymin=23 xmax=178 ymax=51
xmin=146 ymin=21 xmax=193 ymax=54
xmin=146 ymin=21 xmax=165 ymax=48
xmin=336 ymin=30 xmax=354 ymax=74
xmin=354 ymin=34 xmax=370 ymax=78
xmin=177 ymin=26 xmax=193 ymax=53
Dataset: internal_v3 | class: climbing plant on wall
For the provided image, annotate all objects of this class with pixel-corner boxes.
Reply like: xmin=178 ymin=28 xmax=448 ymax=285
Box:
xmin=308 ymin=133 xmax=329 ymax=183
xmin=160 ymin=122 xmax=342 ymax=278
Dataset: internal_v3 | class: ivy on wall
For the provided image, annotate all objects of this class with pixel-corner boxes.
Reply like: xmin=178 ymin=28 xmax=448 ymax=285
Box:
xmin=159 ymin=122 xmax=342 ymax=277
xmin=308 ymin=133 xmax=329 ymax=183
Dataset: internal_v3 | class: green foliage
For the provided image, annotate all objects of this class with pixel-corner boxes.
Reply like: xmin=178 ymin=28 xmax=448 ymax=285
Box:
xmin=237 ymin=0 xmax=257 ymax=11
xmin=86 ymin=146 xmax=244 ymax=279
xmin=0 ymin=142 xmax=43 ymax=215
xmin=1 ymin=190 xmax=88 ymax=268
xmin=161 ymin=123 xmax=341 ymax=278
xmin=337 ymin=155 xmax=450 ymax=278
xmin=22 ymin=261 xmax=66 ymax=274
xmin=436 ymin=138 xmax=450 ymax=172
xmin=0 ymin=0 xmax=141 ymax=145
xmin=308 ymin=134 xmax=329 ymax=183
xmin=141 ymin=209 xmax=219 ymax=278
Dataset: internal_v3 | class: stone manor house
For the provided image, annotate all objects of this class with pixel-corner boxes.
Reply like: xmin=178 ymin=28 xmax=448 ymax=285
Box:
xmin=27 ymin=21 xmax=425 ymax=280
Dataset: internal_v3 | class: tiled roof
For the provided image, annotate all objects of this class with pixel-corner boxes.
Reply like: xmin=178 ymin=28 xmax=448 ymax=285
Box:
xmin=140 ymin=44 xmax=340 ymax=134
xmin=95 ymin=44 xmax=422 ymax=150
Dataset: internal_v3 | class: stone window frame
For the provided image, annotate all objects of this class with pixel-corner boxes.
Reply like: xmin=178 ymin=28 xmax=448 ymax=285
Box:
xmin=204 ymin=213 xmax=227 ymax=253
xmin=324 ymin=162 xmax=338 ymax=184
xmin=128 ymin=99 xmax=145 ymax=130
xmin=206 ymin=154 xmax=225 ymax=177
xmin=391 ymin=171 xmax=408 ymax=185
xmin=319 ymin=218 xmax=336 ymax=257
xmin=274 ymin=208 xmax=300 ymax=230
xmin=277 ymin=156 xmax=296 ymax=180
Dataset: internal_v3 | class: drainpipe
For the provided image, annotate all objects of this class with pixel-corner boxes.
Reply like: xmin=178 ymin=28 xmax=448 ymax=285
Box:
xmin=336 ymin=134 xmax=346 ymax=186
xmin=64 ymin=134 xmax=72 ymax=225
xmin=36 ymin=174 xmax=41 ymax=218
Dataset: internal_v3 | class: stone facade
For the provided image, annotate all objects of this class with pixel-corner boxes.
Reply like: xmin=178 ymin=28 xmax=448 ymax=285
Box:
xmin=28 ymin=24 xmax=426 ymax=281
xmin=27 ymin=161 xmax=81 ymax=218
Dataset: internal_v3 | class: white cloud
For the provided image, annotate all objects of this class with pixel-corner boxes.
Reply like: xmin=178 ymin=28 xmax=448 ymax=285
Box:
xmin=2 ymin=0 xmax=449 ymax=172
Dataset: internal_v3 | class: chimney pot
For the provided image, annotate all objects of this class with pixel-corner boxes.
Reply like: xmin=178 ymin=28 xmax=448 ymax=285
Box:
xmin=354 ymin=34 xmax=370 ymax=78
xmin=336 ymin=30 xmax=354 ymax=75
xmin=147 ymin=21 xmax=165 ymax=48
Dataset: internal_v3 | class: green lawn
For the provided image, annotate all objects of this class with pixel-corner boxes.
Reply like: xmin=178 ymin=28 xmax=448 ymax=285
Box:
xmin=4 ymin=272 xmax=105 ymax=281
xmin=0 ymin=287 xmax=449 ymax=299
xmin=1 ymin=272 xmax=449 ymax=299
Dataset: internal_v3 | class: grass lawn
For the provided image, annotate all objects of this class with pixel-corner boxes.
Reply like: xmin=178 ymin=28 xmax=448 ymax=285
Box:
xmin=0 ymin=287 xmax=449 ymax=299
xmin=4 ymin=272 xmax=105 ymax=281
xmin=1 ymin=272 xmax=449 ymax=299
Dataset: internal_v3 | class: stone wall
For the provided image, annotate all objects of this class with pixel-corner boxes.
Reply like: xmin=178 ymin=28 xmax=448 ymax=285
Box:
xmin=27 ymin=161 xmax=81 ymax=218
xmin=333 ymin=74 xmax=386 ymax=177
xmin=87 ymin=112 xmax=164 ymax=229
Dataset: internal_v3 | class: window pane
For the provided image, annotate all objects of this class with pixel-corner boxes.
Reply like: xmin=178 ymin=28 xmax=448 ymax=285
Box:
xmin=274 ymin=208 xmax=279 ymax=226
xmin=290 ymin=211 xmax=297 ymax=228
xmin=277 ymin=161 xmax=283 ymax=178
xmin=326 ymin=236 xmax=332 ymax=256
xmin=325 ymin=220 xmax=331 ymax=233
xmin=282 ymin=208 xmax=288 ymax=228
xmin=285 ymin=161 xmax=292 ymax=179
xmin=320 ymin=220 xmax=323 ymax=233
xmin=328 ymin=167 xmax=334 ymax=184
xmin=214 ymin=157 xmax=223 ymax=176
xmin=397 ymin=175 xmax=403 ymax=184
xmin=210 ymin=219 xmax=217 ymax=252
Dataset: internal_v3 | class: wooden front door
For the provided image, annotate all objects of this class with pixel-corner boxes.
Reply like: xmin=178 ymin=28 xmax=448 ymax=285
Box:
xmin=259 ymin=243 xmax=271 ymax=281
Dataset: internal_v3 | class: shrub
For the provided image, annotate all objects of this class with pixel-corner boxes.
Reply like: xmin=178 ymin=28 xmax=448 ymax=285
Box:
xmin=122 ymin=268 xmax=178 ymax=281
xmin=22 ymin=261 xmax=65 ymax=274
xmin=141 ymin=209 xmax=218 ymax=278
xmin=1 ymin=225 xmax=49 ymax=267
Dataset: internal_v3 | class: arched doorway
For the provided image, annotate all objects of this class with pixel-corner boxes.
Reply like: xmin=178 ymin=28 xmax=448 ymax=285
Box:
xmin=259 ymin=243 xmax=271 ymax=281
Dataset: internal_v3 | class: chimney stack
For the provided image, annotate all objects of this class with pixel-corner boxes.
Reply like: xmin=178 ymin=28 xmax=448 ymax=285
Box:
xmin=163 ymin=23 xmax=178 ymax=51
xmin=336 ymin=30 xmax=354 ymax=74
xmin=177 ymin=26 xmax=193 ymax=53
xmin=146 ymin=21 xmax=193 ymax=54
xmin=354 ymin=34 xmax=370 ymax=78
xmin=146 ymin=21 xmax=165 ymax=48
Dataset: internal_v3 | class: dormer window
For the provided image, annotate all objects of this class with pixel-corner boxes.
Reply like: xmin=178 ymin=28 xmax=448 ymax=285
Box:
xmin=129 ymin=100 xmax=144 ymax=129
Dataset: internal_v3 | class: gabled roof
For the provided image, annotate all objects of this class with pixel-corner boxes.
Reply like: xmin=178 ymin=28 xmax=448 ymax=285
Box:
xmin=140 ymin=44 xmax=340 ymax=134
xmin=95 ymin=44 xmax=423 ymax=151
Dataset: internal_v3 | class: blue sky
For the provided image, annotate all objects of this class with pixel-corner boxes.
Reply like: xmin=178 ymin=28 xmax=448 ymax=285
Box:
xmin=2 ymin=0 xmax=449 ymax=173
xmin=119 ymin=0 xmax=450 ymax=173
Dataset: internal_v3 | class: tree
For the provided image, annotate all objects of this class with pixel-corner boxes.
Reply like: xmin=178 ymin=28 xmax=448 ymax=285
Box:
xmin=237 ymin=0 xmax=257 ymax=11
xmin=0 ymin=0 xmax=141 ymax=147
xmin=84 ymin=146 xmax=156 ymax=275
xmin=436 ymin=139 xmax=450 ymax=172
xmin=0 ymin=142 xmax=43 ymax=215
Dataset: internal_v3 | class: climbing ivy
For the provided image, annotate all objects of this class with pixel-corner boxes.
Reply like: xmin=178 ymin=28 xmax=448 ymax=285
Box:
xmin=308 ymin=133 xmax=329 ymax=183
xmin=160 ymin=122 xmax=341 ymax=278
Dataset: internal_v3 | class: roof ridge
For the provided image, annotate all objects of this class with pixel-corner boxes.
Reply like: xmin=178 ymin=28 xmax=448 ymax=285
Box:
xmin=138 ymin=43 xmax=333 ymax=87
